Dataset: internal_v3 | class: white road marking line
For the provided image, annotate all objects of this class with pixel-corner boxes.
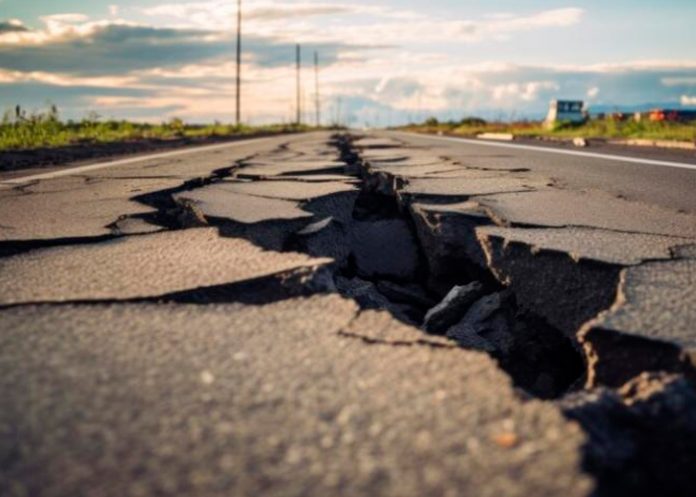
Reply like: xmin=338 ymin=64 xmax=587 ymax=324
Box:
xmin=394 ymin=132 xmax=696 ymax=171
xmin=0 ymin=136 xmax=277 ymax=185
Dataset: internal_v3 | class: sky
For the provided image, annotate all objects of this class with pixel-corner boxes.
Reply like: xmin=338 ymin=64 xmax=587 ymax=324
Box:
xmin=1 ymin=0 xmax=695 ymax=125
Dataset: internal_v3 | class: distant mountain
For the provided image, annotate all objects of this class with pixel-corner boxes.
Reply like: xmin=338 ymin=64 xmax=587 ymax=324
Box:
xmin=587 ymin=101 xmax=692 ymax=114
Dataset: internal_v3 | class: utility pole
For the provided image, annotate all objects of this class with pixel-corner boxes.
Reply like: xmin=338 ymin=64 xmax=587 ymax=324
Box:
xmin=314 ymin=51 xmax=320 ymax=127
xmin=235 ymin=0 xmax=242 ymax=126
xmin=336 ymin=97 xmax=339 ymax=127
xmin=296 ymin=44 xmax=301 ymax=126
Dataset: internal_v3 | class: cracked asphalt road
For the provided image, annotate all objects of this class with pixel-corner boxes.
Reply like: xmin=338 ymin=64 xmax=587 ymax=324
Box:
xmin=1 ymin=131 xmax=695 ymax=497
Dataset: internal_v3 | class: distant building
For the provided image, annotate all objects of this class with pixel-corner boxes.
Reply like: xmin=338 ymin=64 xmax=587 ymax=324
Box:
xmin=545 ymin=100 xmax=587 ymax=127
xmin=631 ymin=109 xmax=696 ymax=122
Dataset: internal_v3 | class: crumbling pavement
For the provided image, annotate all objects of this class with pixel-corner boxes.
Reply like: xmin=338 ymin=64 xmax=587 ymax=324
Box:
xmin=0 ymin=131 xmax=695 ymax=497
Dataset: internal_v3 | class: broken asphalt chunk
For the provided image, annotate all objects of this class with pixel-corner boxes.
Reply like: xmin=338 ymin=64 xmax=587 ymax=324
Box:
xmin=403 ymin=176 xmax=546 ymax=198
xmin=0 ymin=228 xmax=333 ymax=305
xmin=0 ymin=175 xmax=176 ymax=241
xmin=213 ymin=179 xmax=357 ymax=201
xmin=561 ymin=372 xmax=696 ymax=497
xmin=476 ymin=189 xmax=696 ymax=239
xmin=423 ymin=282 xmax=485 ymax=334
xmin=335 ymin=276 xmax=416 ymax=323
xmin=476 ymin=226 xmax=692 ymax=341
xmin=446 ymin=292 xmax=515 ymax=355
xmin=174 ymin=187 xmax=313 ymax=224
xmin=580 ymin=253 xmax=696 ymax=387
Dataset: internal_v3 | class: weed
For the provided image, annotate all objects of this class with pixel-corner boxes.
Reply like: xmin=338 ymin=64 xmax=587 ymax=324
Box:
xmin=0 ymin=106 xmax=323 ymax=150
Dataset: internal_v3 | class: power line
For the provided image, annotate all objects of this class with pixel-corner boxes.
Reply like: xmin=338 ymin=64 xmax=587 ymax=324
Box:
xmin=235 ymin=0 xmax=242 ymax=126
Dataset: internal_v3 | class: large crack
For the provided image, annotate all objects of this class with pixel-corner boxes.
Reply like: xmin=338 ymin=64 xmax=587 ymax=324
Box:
xmin=156 ymin=135 xmax=585 ymax=399
xmin=4 ymin=134 xmax=694 ymax=496
xmin=328 ymin=135 xmax=586 ymax=399
xmin=326 ymin=133 xmax=696 ymax=497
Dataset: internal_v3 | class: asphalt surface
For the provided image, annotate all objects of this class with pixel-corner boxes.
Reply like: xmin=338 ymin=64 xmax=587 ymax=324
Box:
xmin=0 ymin=298 xmax=591 ymax=497
xmin=357 ymin=133 xmax=695 ymax=380
xmin=1 ymin=131 xmax=695 ymax=497
xmin=390 ymin=131 xmax=696 ymax=214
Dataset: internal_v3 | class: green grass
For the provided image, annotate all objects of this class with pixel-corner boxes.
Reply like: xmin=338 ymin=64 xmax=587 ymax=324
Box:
xmin=0 ymin=106 xmax=319 ymax=150
xmin=403 ymin=117 xmax=696 ymax=142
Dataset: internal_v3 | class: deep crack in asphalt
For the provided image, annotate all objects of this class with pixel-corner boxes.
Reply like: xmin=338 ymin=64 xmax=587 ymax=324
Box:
xmin=1 ymin=133 xmax=695 ymax=497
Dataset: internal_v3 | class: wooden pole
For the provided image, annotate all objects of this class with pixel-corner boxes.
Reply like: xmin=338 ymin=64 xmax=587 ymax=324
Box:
xmin=314 ymin=51 xmax=320 ymax=127
xmin=296 ymin=44 xmax=301 ymax=125
xmin=235 ymin=0 xmax=242 ymax=126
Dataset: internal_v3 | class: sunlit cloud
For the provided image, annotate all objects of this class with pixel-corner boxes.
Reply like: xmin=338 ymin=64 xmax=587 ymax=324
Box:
xmin=0 ymin=68 xmax=140 ymax=87
xmin=0 ymin=2 xmax=694 ymax=124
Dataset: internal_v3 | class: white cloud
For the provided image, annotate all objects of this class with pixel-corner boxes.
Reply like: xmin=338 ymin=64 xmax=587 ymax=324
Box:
xmin=681 ymin=95 xmax=696 ymax=106
xmin=491 ymin=81 xmax=559 ymax=102
xmin=109 ymin=5 xmax=120 ymax=17
xmin=314 ymin=8 xmax=584 ymax=45
xmin=553 ymin=60 xmax=696 ymax=73
xmin=0 ymin=68 xmax=139 ymax=87
xmin=1 ymin=4 xmax=695 ymax=124
xmin=663 ymin=76 xmax=696 ymax=86
xmin=141 ymin=1 xmax=365 ymax=27
xmin=138 ymin=3 xmax=584 ymax=45
xmin=476 ymin=8 xmax=584 ymax=38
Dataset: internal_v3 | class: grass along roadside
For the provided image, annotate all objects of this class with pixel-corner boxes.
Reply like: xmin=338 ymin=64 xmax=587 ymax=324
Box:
xmin=0 ymin=106 xmax=319 ymax=151
xmin=401 ymin=117 xmax=696 ymax=143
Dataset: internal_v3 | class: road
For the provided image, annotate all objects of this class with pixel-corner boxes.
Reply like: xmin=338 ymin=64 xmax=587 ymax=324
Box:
xmin=389 ymin=131 xmax=696 ymax=213
xmin=1 ymin=131 xmax=695 ymax=497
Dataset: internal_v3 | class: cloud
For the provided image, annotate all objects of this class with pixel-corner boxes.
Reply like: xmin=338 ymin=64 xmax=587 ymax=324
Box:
xmin=42 ymin=14 xmax=90 ymax=24
xmin=143 ymin=1 xmax=355 ymax=23
xmin=374 ymin=77 xmax=424 ymax=98
xmin=0 ymin=6 xmax=585 ymax=83
xmin=137 ymin=3 xmax=584 ymax=45
xmin=0 ymin=23 xmax=227 ymax=74
xmin=491 ymin=81 xmax=559 ymax=102
xmin=0 ymin=16 xmax=368 ymax=76
xmin=0 ymin=5 xmax=693 ymax=124
xmin=662 ymin=76 xmax=696 ymax=86
xmin=320 ymin=60 xmax=696 ymax=124
xmin=4 ymin=58 xmax=693 ymax=124
xmin=0 ymin=19 xmax=28 ymax=34
xmin=681 ymin=95 xmax=696 ymax=106
xmin=310 ymin=7 xmax=585 ymax=45
xmin=459 ymin=7 xmax=584 ymax=41
xmin=0 ymin=68 xmax=139 ymax=88
xmin=140 ymin=1 xmax=416 ymax=29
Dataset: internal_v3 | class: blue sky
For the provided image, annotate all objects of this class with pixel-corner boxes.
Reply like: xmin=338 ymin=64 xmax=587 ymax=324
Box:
xmin=1 ymin=0 xmax=695 ymax=124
